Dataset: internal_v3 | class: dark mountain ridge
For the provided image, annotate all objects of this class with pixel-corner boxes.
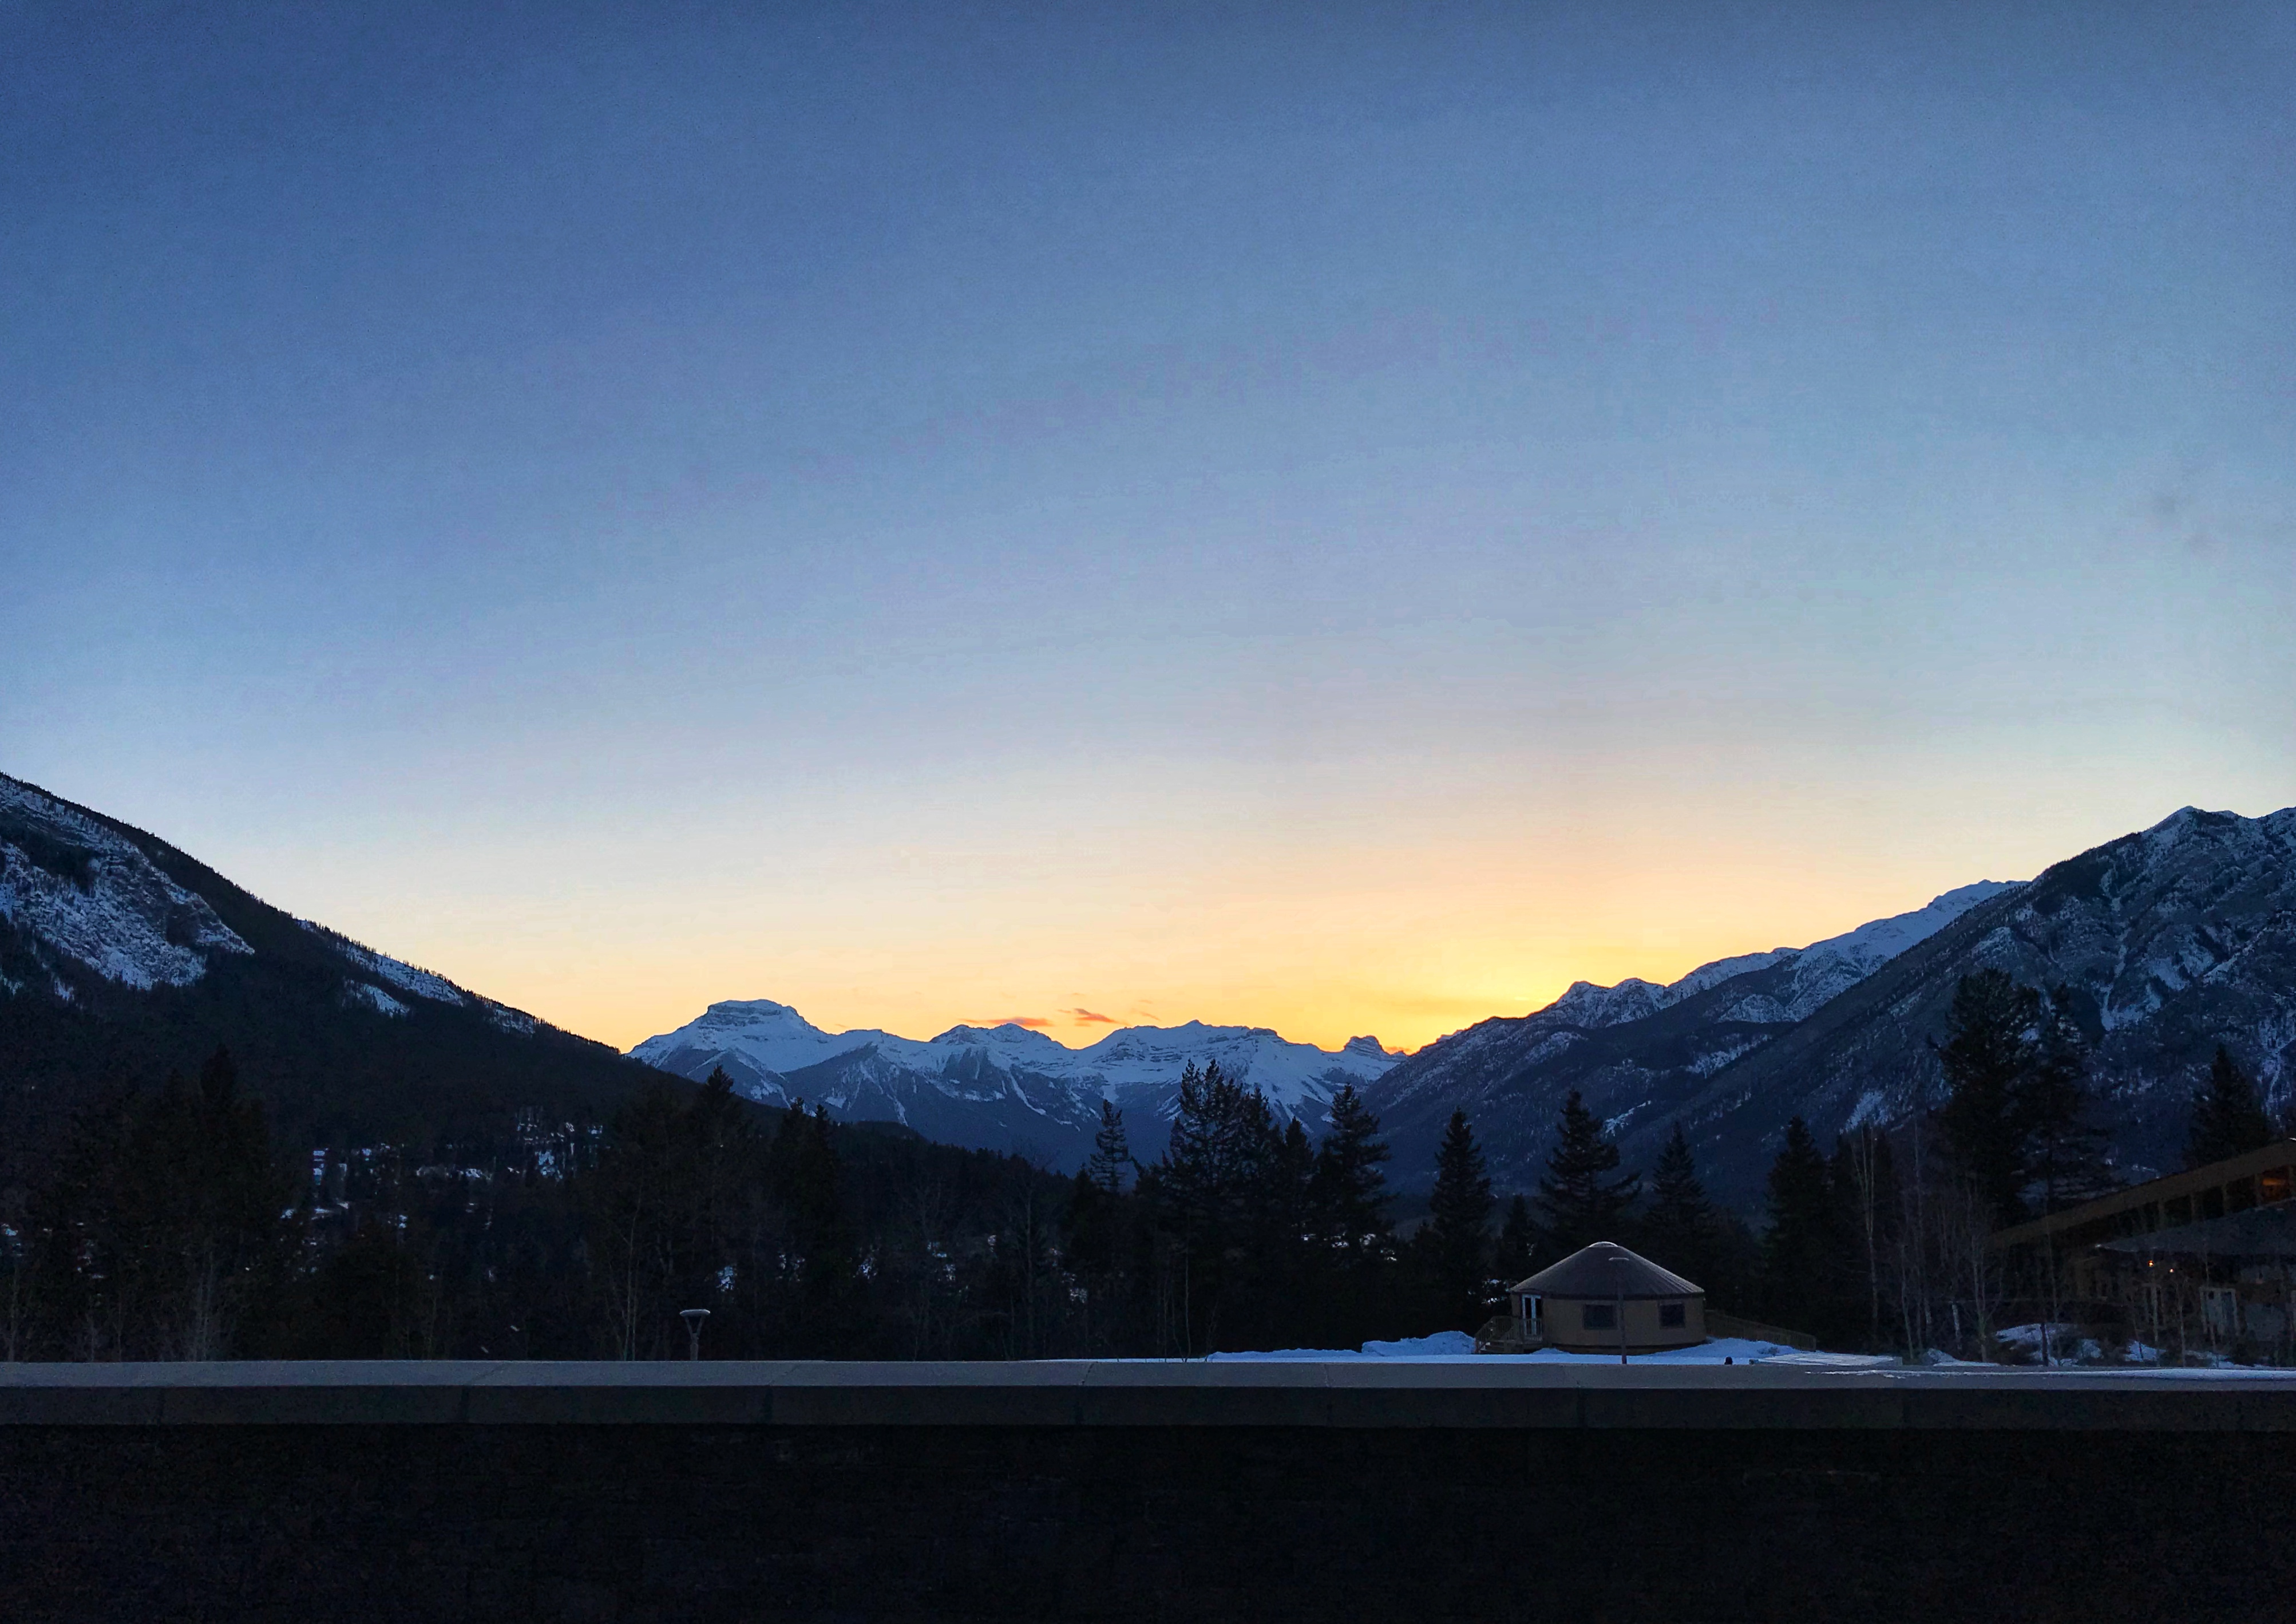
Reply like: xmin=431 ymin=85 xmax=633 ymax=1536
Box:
xmin=1365 ymin=807 xmax=2295 ymax=1208
xmin=1 ymin=772 xmax=663 ymax=1177
xmin=1671 ymin=806 xmax=2296 ymax=1200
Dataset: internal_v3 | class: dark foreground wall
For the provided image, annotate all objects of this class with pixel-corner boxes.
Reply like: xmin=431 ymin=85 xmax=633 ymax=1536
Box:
xmin=5 ymin=1362 xmax=2294 ymax=1623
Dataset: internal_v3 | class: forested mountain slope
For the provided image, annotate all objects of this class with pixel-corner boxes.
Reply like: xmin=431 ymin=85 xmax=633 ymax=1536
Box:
xmin=1673 ymin=806 xmax=2296 ymax=1200
xmin=1368 ymin=807 xmax=2295 ymax=1206
xmin=0 ymin=772 xmax=662 ymax=1175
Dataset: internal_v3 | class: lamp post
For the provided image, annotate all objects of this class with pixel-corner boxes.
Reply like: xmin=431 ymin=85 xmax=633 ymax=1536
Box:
xmin=680 ymin=1307 xmax=710 ymax=1361
xmin=1611 ymin=1254 xmax=1628 ymax=1366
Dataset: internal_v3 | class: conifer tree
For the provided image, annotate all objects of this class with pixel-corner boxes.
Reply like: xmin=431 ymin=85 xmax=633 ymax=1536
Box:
xmin=1420 ymin=1112 xmax=1494 ymax=1327
xmin=1760 ymin=1116 xmax=1840 ymax=1335
xmin=1086 ymin=1100 xmax=1133 ymax=1194
xmin=25 ymin=1045 xmax=291 ymax=1360
xmin=1309 ymin=1084 xmax=1392 ymax=1258
xmin=1534 ymin=1090 xmax=1640 ymax=1256
xmin=1829 ymin=1128 xmax=1897 ymax=1349
xmin=1495 ymin=1195 xmax=1537 ymax=1284
xmin=1146 ymin=1061 xmax=1284 ymax=1352
xmin=2018 ymin=993 xmax=2117 ymax=1210
xmin=2186 ymin=1046 xmax=2276 ymax=1168
xmin=1935 ymin=970 xmax=2040 ymax=1226
xmin=770 ymin=1102 xmax=856 ymax=1331
xmin=1639 ymin=1124 xmax=1719 ymax=1286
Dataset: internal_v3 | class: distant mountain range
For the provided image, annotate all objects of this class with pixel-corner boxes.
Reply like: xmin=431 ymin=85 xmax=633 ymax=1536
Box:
xmin=8 ymin=766 xmax=2291 ymax=1212
xmin=0 ymin=772 xmax=658 ymax=1163
xmin=630 ymin=1000 xmax=1400 ymax=1166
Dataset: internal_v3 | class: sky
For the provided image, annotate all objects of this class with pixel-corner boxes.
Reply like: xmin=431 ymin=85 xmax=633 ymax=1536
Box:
xmin=5 ymin=2 xmax=2294 ymax=1055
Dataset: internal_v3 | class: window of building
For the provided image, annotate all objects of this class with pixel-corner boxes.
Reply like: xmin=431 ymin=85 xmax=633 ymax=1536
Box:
xmin=2200 ymin=1186 xmax=2226 ymax=1221
xmin=1659 ymin=1302 xmax=1685 ymax=1329
xmin=2261 ymin=1167 xmax=2293 ymax=1205
xmin=2227 ymin=1176 xmax=2257 ymax=1214
xmin=1581 ymin=1303 xmax=1616 ymax=1330
xmin=2164 ymin=1195 xmax=2193 ymax=1227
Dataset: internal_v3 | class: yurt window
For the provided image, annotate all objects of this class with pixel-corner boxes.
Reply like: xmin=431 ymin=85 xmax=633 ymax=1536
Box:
xmin=1581 ymin=1303 xmax=1615 ymax=1330
xmin=1660 ymin=1302 xmax=1685 ymax=1328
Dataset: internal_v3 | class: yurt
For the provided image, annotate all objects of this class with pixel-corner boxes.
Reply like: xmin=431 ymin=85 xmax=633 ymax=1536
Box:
xmin=1510 ymin=1241 xmax=1705 ymax=1354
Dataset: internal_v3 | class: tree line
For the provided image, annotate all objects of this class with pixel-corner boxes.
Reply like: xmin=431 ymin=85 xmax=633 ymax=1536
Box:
xmin=2 ymin=971 xmax=2285 ymax=1361
xmin=1743 ymin=969 xmax=2289 ymax=1355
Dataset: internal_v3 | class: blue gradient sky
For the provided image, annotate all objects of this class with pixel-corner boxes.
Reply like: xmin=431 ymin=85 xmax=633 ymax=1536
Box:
xmin=6 ymin=3 xmax=2293 ymax=1050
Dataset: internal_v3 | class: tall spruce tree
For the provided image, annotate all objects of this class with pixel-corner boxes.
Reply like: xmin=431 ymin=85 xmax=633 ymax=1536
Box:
xmin=1638 ymin=1124 xmax=1719 ymax=1287
xmin=1759 ymin=1116 xmax=1842 ymax=1338
xmin=1534 ymin=1090 xmax=1640 ymax=1256
xmin=769 ymin=1102 xmax=857 ymax=1334
xmin=1146 ymin=1061 xmax=1285 ymax=1352
xmin=2018 ymin=993 xmax=2117 ymax=1211
xmin=1495 ymin=1195 xmax=1538 ymax=1285
xmin=1935 ymin=970 xmax=2040 ymax=1227
xmin=1310 ymin=1084 xmax=1392 ymax=1258
xmin=1829 ymin=1128 xmax=1898 ymax=1350
xmin=1086 ymin=1100 xmax=1134 ymax=1194
xmin=1420 ymin=1112 xmax=1494 ymax=1327
xmin=2187 ymin=1045 xmax=2276 ymax=1168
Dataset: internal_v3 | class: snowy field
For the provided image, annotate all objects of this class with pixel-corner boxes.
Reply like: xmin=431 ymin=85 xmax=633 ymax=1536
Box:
xmin=1201 ymin=1329 xmax=2296 ymax=1373
xmin=1206 ymin=1331 xmax=1877 ymax=1366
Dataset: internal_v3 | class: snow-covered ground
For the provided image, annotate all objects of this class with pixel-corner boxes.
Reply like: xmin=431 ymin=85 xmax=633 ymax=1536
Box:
xmin=1201 ymin=1330 xmax=2296 ymax=1373
xmin=1206 ymin=1331 xmax=1871 ymax=1365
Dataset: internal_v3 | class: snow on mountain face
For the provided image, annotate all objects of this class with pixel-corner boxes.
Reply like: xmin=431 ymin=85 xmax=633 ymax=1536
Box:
xmin=1542 ymin=881 xmax=2020 ymax=1033
xmin=1363 ymin=876 xmax=2026 ymax=1197
xmin=0 ymin=771 xmax=547 ymax=1042
xmin=345 ymin=981 xmax=411 ymax=1018
xmin=0 ymin=777 xmax=252 ymax=992
xmin=628 ymin=1000 xmax=1403 ymax=1166
xmin=1680 ymin=805 xmax=2296 ymax=1196
xmin=304 ymin=920 xmax=469 ymax=1007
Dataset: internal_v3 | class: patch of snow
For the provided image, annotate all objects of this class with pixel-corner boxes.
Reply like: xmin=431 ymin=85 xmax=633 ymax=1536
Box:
xmin=344 ymin=981 xmax=409 ymax=1018
xmin=0 ymin=778 xmax=252 ymax=989
xmin=1843 ymin=1089 xmax=1890 ymax=1132
xmin=484 ymin=1002 xmax=537 ymax=1036
xmin=1686 ymin=1037 xmax=1767 ymax=1077
xmin=1209 ymin=1335 xmax=1822 ymax=1365
xmin=1996 ymin=1322 xmax=2086 ymax=1362
xmin=301 ymin=921 xmax=468 ymax=1005
xmin=1361 ymin=1331 xmax=1476 ymax=1357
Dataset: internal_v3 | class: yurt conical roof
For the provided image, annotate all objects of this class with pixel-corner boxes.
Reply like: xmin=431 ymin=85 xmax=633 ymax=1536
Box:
xmin=1512 ymin=1241 xmax=1701 ymax=1299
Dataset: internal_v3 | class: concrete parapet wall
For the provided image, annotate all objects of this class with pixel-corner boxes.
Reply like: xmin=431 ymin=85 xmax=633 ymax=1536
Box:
xmin=4 ymin=1362 xmax=2294 ymax=1621
xmin=7 ymin=1357 xmax=2296 ymax=1429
